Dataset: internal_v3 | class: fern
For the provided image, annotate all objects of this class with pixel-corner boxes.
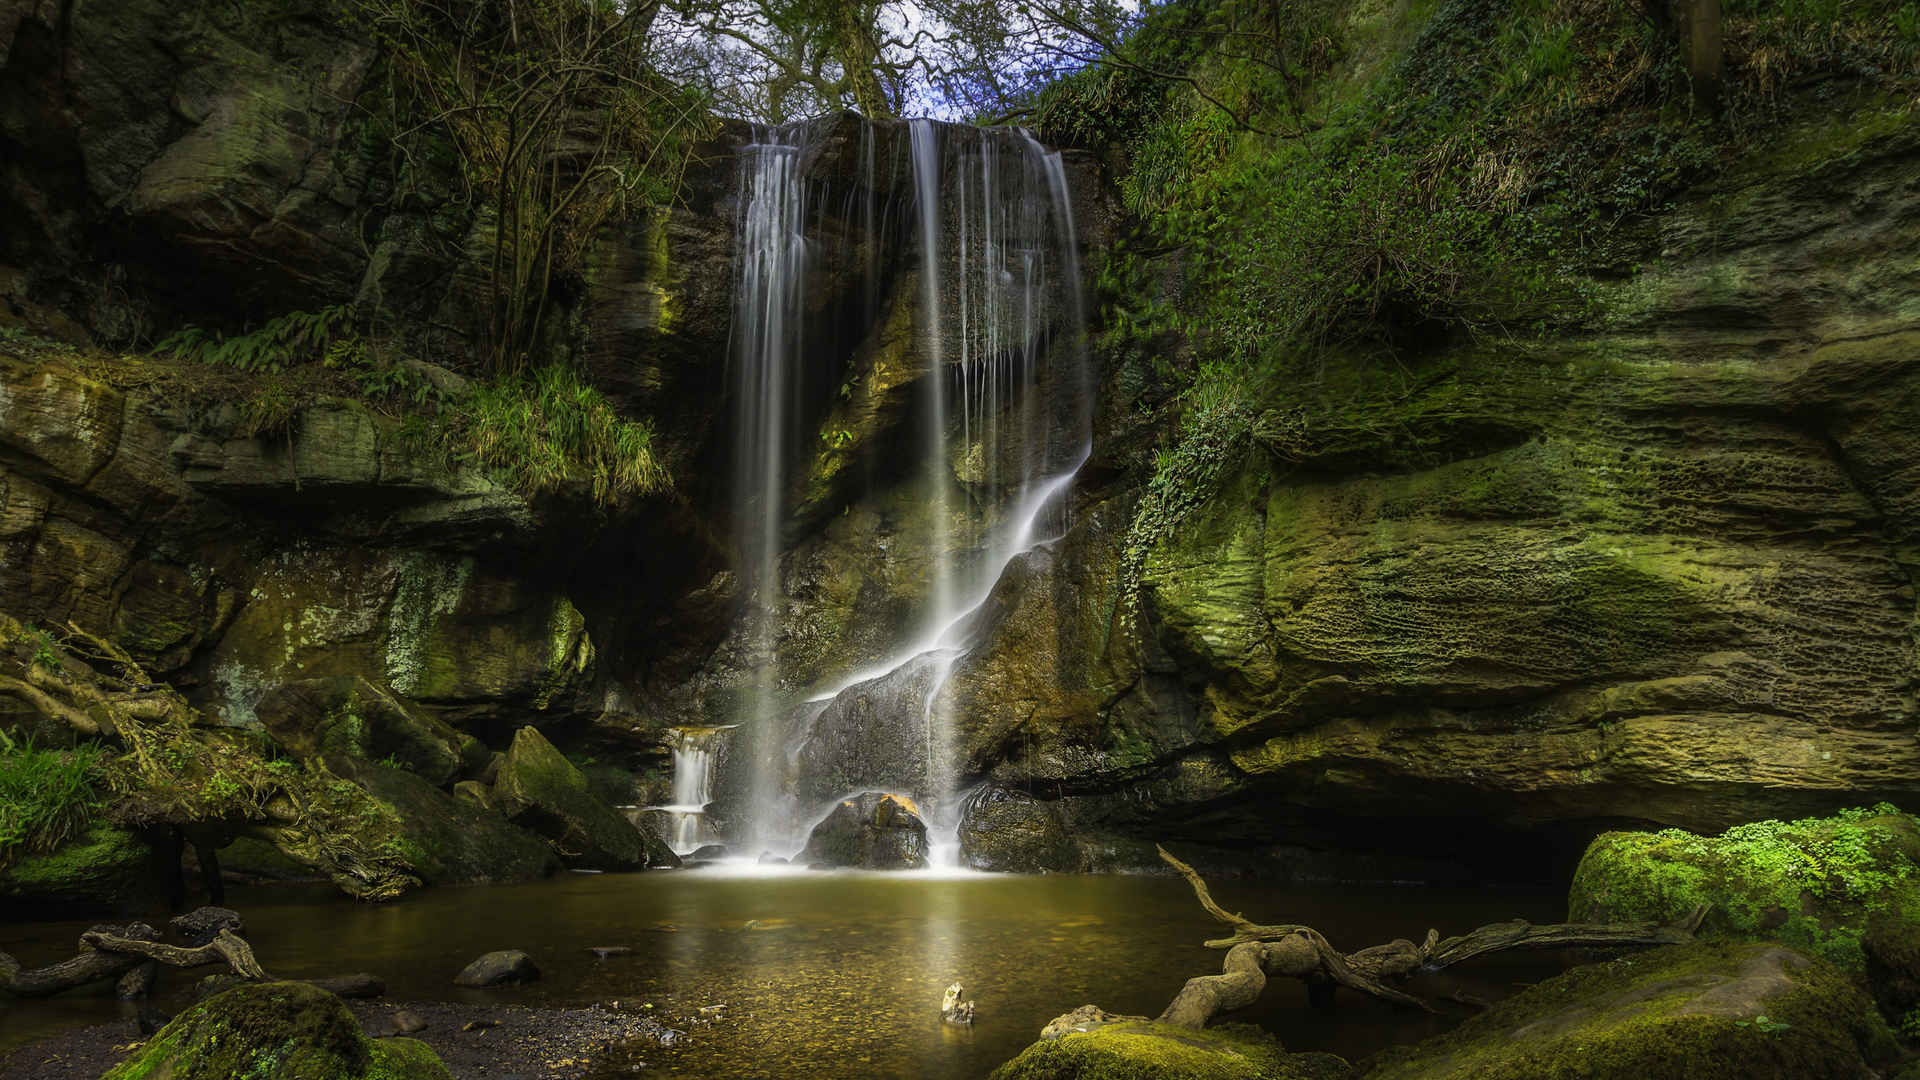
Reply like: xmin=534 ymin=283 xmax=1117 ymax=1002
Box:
xmin=157 ymin=305 xmax=355 ymax=373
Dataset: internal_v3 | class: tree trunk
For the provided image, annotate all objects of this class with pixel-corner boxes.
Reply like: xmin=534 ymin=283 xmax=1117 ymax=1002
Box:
xmin=1688 ymin=0 xmax=1722 ymax=114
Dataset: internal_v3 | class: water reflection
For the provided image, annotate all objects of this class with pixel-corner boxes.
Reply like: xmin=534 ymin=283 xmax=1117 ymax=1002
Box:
xmin=1 ymin=871 xmax=1566 ymax=1078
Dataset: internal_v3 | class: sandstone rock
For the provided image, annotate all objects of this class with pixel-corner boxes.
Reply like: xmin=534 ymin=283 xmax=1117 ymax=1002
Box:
xmin=105 ymin=981 xmax=451 ymax=1080
xmin=958 ymin=786 xmax=1078 ymax=873
xmin=800 ymin=792 xmax=929 ymax=870
xmin=453 ymin=950 xmax=540 ymax=988
xmin=491 ymin=727 xmax=678 ymax=870
xmin=1359 ymin=943 xmax=1900 ymax=1080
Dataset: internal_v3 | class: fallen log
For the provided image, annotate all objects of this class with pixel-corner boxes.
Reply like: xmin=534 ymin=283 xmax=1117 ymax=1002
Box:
xmin=1153 ymin=845 xmax=1706 ymax=1028
xmin=0 ymin=922 xmax=158 ymax=998
xmin=0 ymin=907 xmax=271 ymax=1000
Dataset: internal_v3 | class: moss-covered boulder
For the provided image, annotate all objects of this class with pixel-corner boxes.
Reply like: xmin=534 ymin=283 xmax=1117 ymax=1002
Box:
xmin=0 ymin=824 xmax=153 ymax=909
xmin=350 ymin=762 xmax=560 ymax=885
xmin=104 ymin=981 xmax=452 ymax=1080
xmin=1360 ymin=943 xmax=1898 ymax=1080
xmin=257 ymin=675 xmax=485 ymax=786
xmin=491 ymin=726 xmax=677 ymax=870
xmin=991 ymin=1019 xmax=1349 ymax=1080
xmin=1569 ymin=806 xmax=1920 ymax=1014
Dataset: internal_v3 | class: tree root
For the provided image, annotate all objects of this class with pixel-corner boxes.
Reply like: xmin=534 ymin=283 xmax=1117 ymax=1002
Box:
xmin=0 ymin=909 xmax=269 ymax=1000
xmin=1153 ymin=845 xmax=1705 ymax=1028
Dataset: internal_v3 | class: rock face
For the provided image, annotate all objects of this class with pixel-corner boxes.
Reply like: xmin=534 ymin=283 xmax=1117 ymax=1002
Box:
xmin=491 ymin=727 xmax=679 ymax=870
xmin=959 ymin=786 xmax=1079 ymax=873
xmin=1357 ymin=943 xmax=1900 ymax=1080
xmin=256 ymin=676 xmax=485 ymax=786
xmin=991 ymin=1018 xmax=1348 ymax=1080
xmin=349 ymin=764 xmax=562 ymax=886
xmin=453 ymin=950 xmax=541 ymax=988
xmin=1568 ymin=805 xmax=1920 ymax=1018
xmin=800 ymin=792 xmax=930 ymax=870
xmin=104 ymin=981 xmax=452 ymax=1080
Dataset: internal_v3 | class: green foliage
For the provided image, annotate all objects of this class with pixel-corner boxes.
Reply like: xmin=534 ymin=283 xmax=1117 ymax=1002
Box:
xmin=1120 ymin=373 xmax=1256 ymax=606
xmin=156 ymin=306 xmax=355 ymax=375
xmin=25 ymin=624 xmax=62 ymax=672
xmin=450 ymin=364 xmax=669 ymax=502
xmin=0 ymin=739 xmax=105 ymax=866
xmin=1736 ymin=1014 xmax=1792 ymax=1034
xmin=1571 ymin=804 xmax=1920 ymax=972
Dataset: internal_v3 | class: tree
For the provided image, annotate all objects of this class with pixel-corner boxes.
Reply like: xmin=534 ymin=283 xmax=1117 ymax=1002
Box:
xmin=348 ymin=0 xmax=714 ymax=371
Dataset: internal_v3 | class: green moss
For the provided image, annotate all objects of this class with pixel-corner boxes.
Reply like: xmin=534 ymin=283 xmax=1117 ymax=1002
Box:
xmin=990 ymin=1021 xmax=1343 ymax=1080
xmin=0 ymin=823 xmax=150 ymax=905
xmin=106 ymin=982 xmax=451 ymax=1080
xmin=1362 ymin=943 xmax=1900 ymax=1080
xmin=1570 ymin=805 xmax=1920 ymax=973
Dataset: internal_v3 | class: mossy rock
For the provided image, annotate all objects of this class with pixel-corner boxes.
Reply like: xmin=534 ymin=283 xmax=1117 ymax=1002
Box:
xmin=349 ymin=762 xmax=560 ymax=885
xmin=990 ymin=1020 xmax=1348 ymax=1080
xmin=0 ymin=824 xmax=153 ymax=908
xmin=1358 ymin=943 xmax=1900 ymax=1080
xmin=256 ymin=675 xmax=480 ymax=786
xmin=104 ymin=981 xmax=452 ymax=1080
xmin=490 ymin=726 xmax=677 ymax=870
xmin=1569 ymin=805 xmax=1920 ymax=1012
xmin=212 ymin=836 xmax=324 ymax=883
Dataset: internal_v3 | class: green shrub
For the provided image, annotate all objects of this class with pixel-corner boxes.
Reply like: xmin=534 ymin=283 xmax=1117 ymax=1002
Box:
xmin=0 ymin=738 xmax=105 ymax=866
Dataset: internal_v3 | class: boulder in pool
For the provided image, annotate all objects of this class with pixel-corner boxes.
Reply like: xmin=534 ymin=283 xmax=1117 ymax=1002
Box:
xmin=1360 ymin=942 xmax=1899 ymax=1080
xmin=991 ymin=1016 xmax=1346 ymax=1080
xmin=105 ymin=981 xmax=451 ymax=1080
xmin=490 ymin=726 xmax=679 ymax=870
xmin=453 ymin=949 xmax=541 ymax=987
xmin=801 ymin=792 xmax=929 ymax=870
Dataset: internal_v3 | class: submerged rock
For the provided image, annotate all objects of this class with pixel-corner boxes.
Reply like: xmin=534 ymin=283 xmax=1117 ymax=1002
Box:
xmin=1569 ymin=805 xmax=1920 ymax=1016
xmin=105 ymin=981 xmax=451 ymax=1080
xmin=1359 ymin=943 xmax=1899 ymax=1080
xmin=992 ymin=1018 xmax=1346 ymax=1080
xmin=959 ymin=785 xmax=1079 ymax=873
xmin=800 ymin=792 xmax=929 ymax=870
xmin=491 ymin=727 xmax=679 ymax=870
xmin=453 ymin=950 xmax=541 ymax=988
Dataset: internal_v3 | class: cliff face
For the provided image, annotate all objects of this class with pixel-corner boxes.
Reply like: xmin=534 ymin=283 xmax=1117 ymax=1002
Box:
xmin=4 ymin=0 xmax=1919 ymax=890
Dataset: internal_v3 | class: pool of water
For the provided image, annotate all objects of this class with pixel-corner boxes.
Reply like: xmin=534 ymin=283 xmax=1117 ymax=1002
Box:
xmin=1 ymin=867 xmax=1570 ymax=1077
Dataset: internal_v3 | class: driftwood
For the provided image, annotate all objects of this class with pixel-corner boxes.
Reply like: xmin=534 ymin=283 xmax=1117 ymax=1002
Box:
xmin=0 ymin=908 xmax=269 ymax=999
xmin=1154 ymin=845 xmax=1706 ymax=1029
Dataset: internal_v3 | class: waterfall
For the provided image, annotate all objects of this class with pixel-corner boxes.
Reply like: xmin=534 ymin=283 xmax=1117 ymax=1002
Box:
xmin=644 ymin=727 xmax=731 ymax=855
xmin=731 ymin=123 xmax=811 ymax=851
xmin=701 ymin=115 xmax=1089 ymax=865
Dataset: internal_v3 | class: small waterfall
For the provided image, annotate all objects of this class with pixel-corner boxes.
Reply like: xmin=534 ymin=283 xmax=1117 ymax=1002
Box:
xmin=699 ymin=114 xmax=1090 ymax=865
xmin=645 ymin=727 xmax=731 ymax=855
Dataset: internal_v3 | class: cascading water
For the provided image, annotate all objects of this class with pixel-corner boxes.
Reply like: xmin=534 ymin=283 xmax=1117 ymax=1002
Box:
xmin=644 ymin=727 xmax=731 ymax=855
xmin=702 ymin=114 xmax=1090 ymax=866
xmin=731 ymin=124 xmax=811 ymax=852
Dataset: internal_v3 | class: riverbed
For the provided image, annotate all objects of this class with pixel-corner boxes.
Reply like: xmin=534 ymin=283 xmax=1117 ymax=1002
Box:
xmin=1 ymin=868 xmax=1568 ymax=1077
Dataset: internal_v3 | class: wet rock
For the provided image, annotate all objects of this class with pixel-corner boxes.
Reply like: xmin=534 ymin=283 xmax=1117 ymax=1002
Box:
xmin=490 ymin=727 xmax=679 ymax=871
xmin=689 ymin=844 xmax=730 ymax=861
xmin=106 ymin=981 xmax=451 ymax=1079
xmin=453 ymin=950 xmax=541 ymax=988
xmin=791 ymin=655 xmax=946 ymax=806
xmin=168 ymin=906 xmax=244 ymax=944
xmin=958 ymin=786 xmax=1078 ymax=873
xmin=757 ymin=852 xmax=788 ymax=865
xmin=800 ymin=792 xmax=929 ymax=870
xmin=311 ymin=973 xmax=386 ymax=999
xmin=1361 ymin=943 xmax=1899 ymax=1080
xmin=587 ymin=946 xmax=633 ymax=959
xmin=393 ymin=1009 xmax=429 ymax=1034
